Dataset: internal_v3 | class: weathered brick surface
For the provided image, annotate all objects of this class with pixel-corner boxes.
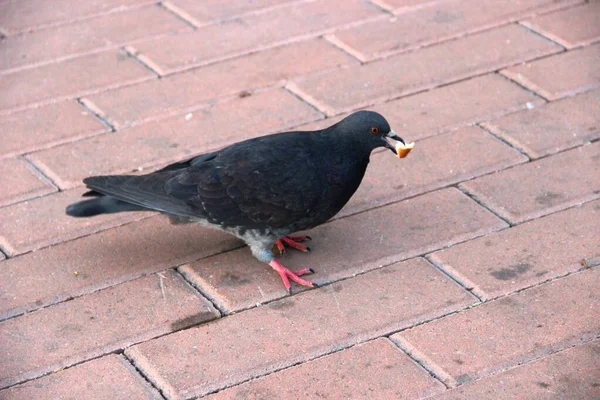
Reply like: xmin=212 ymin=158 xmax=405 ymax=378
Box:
xmin=522 ymin=2 xmax=600 ymax=49
xmin=338 ymin=126 xmax=527 ymax=219
xmin=0 ymin=187 xmax=151 ymax=256
xmin=84 ymin=39 xmax=348 ymax=128
xmin=207 ymin=338 xmax=445 ymax=399
xmin=290 ymin=24 xmax=559 ymax=115
xmin=430 ymin=340 xmax=600 ymax=399
xmin=460 ymin=142 xmax=600 ymax=224
xmin=135 ymin=0 xmax=383 ymax=73
xmin=167 ymin=0 xmax=301 ymax=23
xmin=0 ymin=49 xmax=152 ymax=112
xmin=0 ymin=355 xmax=162 ymax=400
xmin=377 ymin=0 xmax=448 ymax=12
xmin=502 ymin=43 xmax=600 ymax=100
xmin=429 ymin=200 xmax=600 ymax=300
xmin=179 ymin=188 xmax=505 ymax=312
xmin=393 ymin=268 xmax=600 ymax=387
xmin=481 ymin=89 xmax=600 ymax=159
xmin=0 ymin=101 xmax=107 ymax=159
xmin=29 ymin=88 xmax=322 ymax=189
xmin=127 ymin=258 xmax=475 ymax=399
xmin=0 ymin=270 xmax=218 ymax=389
xmin=0 ymin=0 xmax=154 ymax=35
xmin=0 ymin=5 xmax=189 ymax=72
xmin=332 ymin=0 xmax=578 ymax=61
xmin=0 ymin=157 xmax=56 ymax=207
xmin=0 ymin=215 xmax=240 ymax=321
xmin=297 ymin=74 xmax=542 ymax=140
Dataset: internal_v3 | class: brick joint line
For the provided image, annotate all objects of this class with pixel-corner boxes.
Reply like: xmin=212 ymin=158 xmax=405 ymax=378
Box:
xmin=121 ymin=353 xmax=169 ymax=400
xmin=423 ymin=255 xmax=487 ymax=302
xmin=455 ymin=184 xmax=514 ymax=227
xmin=159 ymin=1 xmax=203 ymax=29
xmin=77 ymin=98 xmax=116 ymax=132
xmin=123 ymin=46 xmax=165 ymax=77
xmin=476 ymin=122 xmax=531 ymax=160
xmin=174 ymin=266 xmax=226 ymax=317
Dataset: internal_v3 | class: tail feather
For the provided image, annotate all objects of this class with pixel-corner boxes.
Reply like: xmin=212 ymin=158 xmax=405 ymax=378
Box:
xmin=66 ymin=195 xmax=146 ymax=217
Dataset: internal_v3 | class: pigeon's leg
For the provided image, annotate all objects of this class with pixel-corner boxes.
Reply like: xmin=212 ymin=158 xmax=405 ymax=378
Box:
xmin=274 ymin=236 xmax=312 ymax=254
xmin=269 ymin=260 xmax=317 ymax=293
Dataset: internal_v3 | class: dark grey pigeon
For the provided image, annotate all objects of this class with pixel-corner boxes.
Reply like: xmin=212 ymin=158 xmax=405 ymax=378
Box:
xmin=66 ymin=111 xmax=413 ymax=292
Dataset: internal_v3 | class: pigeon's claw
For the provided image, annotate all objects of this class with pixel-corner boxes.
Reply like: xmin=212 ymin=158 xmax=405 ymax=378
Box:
xmin=275 ymin=236 xmax=311 ymax=254
xmin=269 ymin=260 xmax=317 ymax=293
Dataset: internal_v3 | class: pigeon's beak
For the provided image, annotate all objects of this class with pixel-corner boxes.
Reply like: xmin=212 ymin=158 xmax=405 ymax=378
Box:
xmin=383 ymin=130 xmax=414 ymax=158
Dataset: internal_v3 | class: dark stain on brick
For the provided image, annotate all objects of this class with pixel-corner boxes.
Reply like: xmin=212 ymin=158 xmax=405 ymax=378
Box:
xmin=537 ymin=381 xmax=551 ymax=388
xmin=393 ymin=183 xmax=406 ymax=190
xmin=490 ymin=263 xmax=532 ymax=280
xmin=218 ymin=272 xmax=251 ymax=287
xmin=456 ymin=374 xmax=470 ymax=384
xmin=536 ymin=270 xmax=549 ymax=277
xmin=484 ymin=240 xmax=494 ymax=247
xmin=269 ymin=300 xmax=295 ymax=311
xmin=432 ymin=10 xmax=461 ymax=23
xmin=238 ymin=90 xmax=252 ymax=98
xmin=535 ymin=191 xmax=564 ymax=205
xmin=333 ymin=285 xmax=343 ymax=293
xmin=453 ymin=358 xmax=464 ymax=365
xmin=170 ymin=313 xmax=211 ymax=331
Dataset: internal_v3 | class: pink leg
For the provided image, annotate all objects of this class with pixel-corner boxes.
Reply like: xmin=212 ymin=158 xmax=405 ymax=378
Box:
xmin=281 ymin=236 xmax=311 ymax=253
xmin=269 ymin=260 xmax=317 ymax=293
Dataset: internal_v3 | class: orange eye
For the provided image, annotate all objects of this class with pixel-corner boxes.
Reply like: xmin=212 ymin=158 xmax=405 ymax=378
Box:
xmin=370 ymin=126 xmax=379 ymax=134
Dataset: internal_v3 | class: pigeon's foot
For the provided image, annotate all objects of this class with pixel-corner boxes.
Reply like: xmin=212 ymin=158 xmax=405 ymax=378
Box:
xmin=269 ymin=260 xmax=317 ymax=293
xmin=275 ymin=235 xmax=312 ymax=254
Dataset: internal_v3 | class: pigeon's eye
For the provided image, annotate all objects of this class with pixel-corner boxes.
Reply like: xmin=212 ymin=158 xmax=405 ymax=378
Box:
xmin=370 ymin=126 xmax=379 ymax=134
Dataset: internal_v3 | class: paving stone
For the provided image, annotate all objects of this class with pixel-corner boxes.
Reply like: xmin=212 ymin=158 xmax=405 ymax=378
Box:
xmin=501 ymin=43 xmax=600 ymax=100
xmin=522 ymin=2 xmax=600 ymax=49
xmin=0 ymin=187 xmax=151 ymax=256
xmin=127 ymin=258 xmax=475 ymax=399
xmin=376 ymin=0 xmax=443 ymax=12
xmin=332 ymin=0 xmax=578 ymax=61
xmin=0 ymin=215 xmax=240 ymax=321
xmin=0 ymin=270 xmax=218 ymax=389
xmin=179 ymin=188 xmax=505 ymax=312
xmin=0 ymin=101 xmax=107 ymax=159
xmin=481 ymin=88 xmax=600 ymax=159
xmin=0 ymin=49 xmax=152 ymax=112
xmin=207 ymin=338 xmax=445 ymax=400
xmin=338 ymin=126 xmax=527 ymax=219
xmin=290 ymin=24 xmax=559 ymax=115
xmin=29 ymin=88 xmax=321 ymax=189
xmin=460 ymin=142 xmax=600 ymax=224
xmin=393 ymin=268 xmax=600 ymax=387
xmin=84 ymin=39 xmax=349 ymax=128
xmin=0 ymin=157 xmax=56 ymax=207
xmin=167 ymin=0 xmax=301 ymax=23
xmin=135 ymin=0 xmax=382 ymax=73
xmin=0 ymin=0 xmax=154 ymax=35
xmin=429 ymin=340 xmax=600 ymax=400
xmin=0 ymin=5 xmax=189 ymax=72
xmin=296 ymin=74 xmax=543 ymax=141
xmin=0 ymin=355 xmax=162 ymax=400
xmin=429 ymin=200 xmax=600 ymax=300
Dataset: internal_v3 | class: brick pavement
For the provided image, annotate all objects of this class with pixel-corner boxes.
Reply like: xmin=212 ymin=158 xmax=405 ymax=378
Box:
xmin=0 ymin=1 xmax=598 ymax=399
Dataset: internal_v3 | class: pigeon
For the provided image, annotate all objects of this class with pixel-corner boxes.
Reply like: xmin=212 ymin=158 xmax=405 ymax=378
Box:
xmin=66 ymin=111 xmax=414 ymax=292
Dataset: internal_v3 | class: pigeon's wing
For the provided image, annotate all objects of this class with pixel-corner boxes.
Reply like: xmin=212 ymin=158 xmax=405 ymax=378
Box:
xmin=165 ymin=134 xmax=325 ymax=229
xmin=84 ymin=133 xmax=325 ymax=229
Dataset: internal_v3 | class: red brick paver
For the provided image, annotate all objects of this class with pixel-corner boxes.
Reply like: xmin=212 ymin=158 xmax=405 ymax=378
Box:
xmin=0 ymin=157 xmax=55 ymax=207
xmin=502 ymin=43 xmax=600 ymax=100
xmin=127 ymin=258 xmax=475 ymax=399
xmin=431 ymin=340 xmax=600 ymax=399
xmin=1 ymin=1 xmax=597 ymax=398
xmin=206 ymin=338 xmax=445 ymax=399
xmin=481 ymin=88 xmax=600 ymax=159
xmin=521 ymin=1 xmax=600 ymax=49
xmin=290 ymin=24 xmax=559 ymax=115
xmin=0 ymin=270 xmax=218 ymax=389
xmin=393 ymin=268 xmax=600 ymax=387
xmin=461 ymin=142 xmax=600 ymax=224
xmin=0 ymin=355 xmax=162 ymax=400
xmin=429 ymin=200 xmax=600 ymax=300
xmin=0 ymin=101 xmax=108 ymax=159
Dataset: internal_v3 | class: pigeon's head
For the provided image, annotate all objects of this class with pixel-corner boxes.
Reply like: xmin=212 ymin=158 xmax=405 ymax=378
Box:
xmin=335 ymin=111 xmax=414 ymax=158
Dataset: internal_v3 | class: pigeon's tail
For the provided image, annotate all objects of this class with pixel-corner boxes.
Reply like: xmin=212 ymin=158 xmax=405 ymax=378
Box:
xmin=66 ymin=194 xmax=145 ymax=217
